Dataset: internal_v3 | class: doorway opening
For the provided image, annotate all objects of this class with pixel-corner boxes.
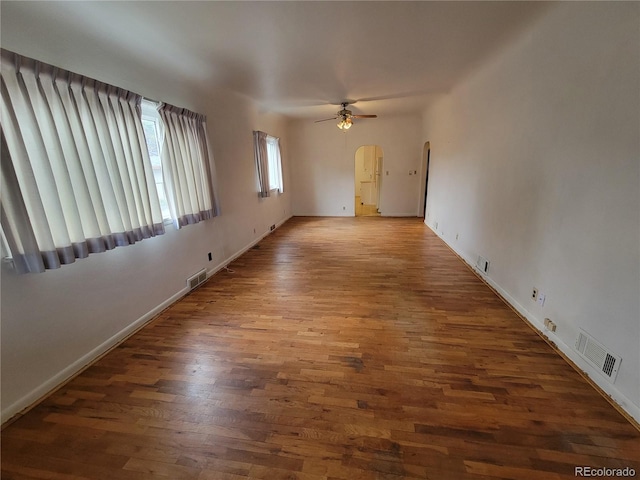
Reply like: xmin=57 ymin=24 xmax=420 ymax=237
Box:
xmin=355 ymin=145 xmax=383 ymax=217
xmin=420 ymin=142 xmax=431 ymax=219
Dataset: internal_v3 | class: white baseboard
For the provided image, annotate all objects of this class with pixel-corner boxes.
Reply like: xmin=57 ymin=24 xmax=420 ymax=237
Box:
xmin=1 ymin=286 xmax=188 ymax=424
xmin=1 ymin=215 xmax=294 ymax=426
xmin=380 ymin=213 xmax=418 ymax=217
xmin=425 ymin=222 xmax=640 ymax=426
xmin=6 ymin=216 xmax=637 ymax=427
xmin=291 ymin=212 xmax=352 ymax=217
xmin=207 ymin=215 xmax=292 ymax=277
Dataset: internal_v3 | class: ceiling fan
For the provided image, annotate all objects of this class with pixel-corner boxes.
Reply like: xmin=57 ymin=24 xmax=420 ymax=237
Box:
xmin=314 ymin=102 xmax=378 ymax=130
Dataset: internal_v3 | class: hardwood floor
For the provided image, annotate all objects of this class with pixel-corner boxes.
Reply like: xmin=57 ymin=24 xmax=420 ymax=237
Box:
xmin=2 ymin=217 xmax=638 ymax=480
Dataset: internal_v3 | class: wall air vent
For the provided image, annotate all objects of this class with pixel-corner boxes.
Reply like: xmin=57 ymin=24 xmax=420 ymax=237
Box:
xmin=187 ymin=269 xmax=207 ymax=291
xmin=575 ymin=330 xmax=621 ymax=383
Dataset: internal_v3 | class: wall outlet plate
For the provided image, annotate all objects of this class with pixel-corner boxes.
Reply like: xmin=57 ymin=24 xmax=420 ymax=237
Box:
xmin=544 ymin=318 xmax=556 ymax=332
xmin=537 ymin=293 xmax=546 ymax=306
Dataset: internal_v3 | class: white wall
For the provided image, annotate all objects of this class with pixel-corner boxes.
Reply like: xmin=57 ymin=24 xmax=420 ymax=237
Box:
xmin=0 ymin=58 xmax=292 ymax=422
xmin=289 ymin=114 xmax=423 ymax=217
xmin=422 ymin=3 xmax=640 ymax=421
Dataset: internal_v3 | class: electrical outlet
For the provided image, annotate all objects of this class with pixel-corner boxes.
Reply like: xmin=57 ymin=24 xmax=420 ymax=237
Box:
xmin=544 ymin=318 xmax=556 ymax=332
xmin=207 ymin=252 xmax=212 ymax=261
xmin=532 ymin=288 xmax=538 ymax=300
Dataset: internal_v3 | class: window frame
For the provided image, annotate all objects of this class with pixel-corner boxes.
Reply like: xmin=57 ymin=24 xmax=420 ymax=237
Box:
xmin=140 ymin=100 xmax=172 ymax=224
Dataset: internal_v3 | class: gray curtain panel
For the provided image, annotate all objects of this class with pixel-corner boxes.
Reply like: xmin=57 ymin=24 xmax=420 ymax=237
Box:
xmin=253 ymin=130 xmax=270 ymax=198
xmin=0 ymin=49 xmax=165 ymax=273
xmin=157 ymin=103 xmax=218 ymax=229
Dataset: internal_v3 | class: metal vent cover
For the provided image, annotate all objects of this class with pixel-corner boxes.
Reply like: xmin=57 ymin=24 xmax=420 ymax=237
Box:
xmin=602 ymin=354 xmax=616 ymax=377
xmin=187 ymin=269 xmax=207 ymax=290
xmin=575 ymin=330 xmax=621 ymax=383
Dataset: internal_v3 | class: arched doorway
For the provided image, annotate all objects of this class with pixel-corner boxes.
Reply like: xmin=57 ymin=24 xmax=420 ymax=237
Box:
xmin=354 ymin=145 xmax=383 ymax=217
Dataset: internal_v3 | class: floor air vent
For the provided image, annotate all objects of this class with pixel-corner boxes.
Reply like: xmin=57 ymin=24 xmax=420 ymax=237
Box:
xmin=575 ymin=330 xmax=621 ymax=383
xmin=187 ymin=269 xmax=207 ymax=290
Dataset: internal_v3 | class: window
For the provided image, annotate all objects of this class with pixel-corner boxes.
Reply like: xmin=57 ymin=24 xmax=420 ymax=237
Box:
xmin=1 ymin=49 xmax=166 ymax=273
xmin=157 ymin=103 xmax=218 ymax=228
xmin=253 ymin=131 xmax=284 ymax=197
xmin=266 ymin=135 xmax=283 ymax=193
xmin=140 ymin=100 xmax=171 ymax=221
xmin=0 ymin=49 xmax=217 ymax=273
xmin=142 ymin=99 xmax=219 ymax=229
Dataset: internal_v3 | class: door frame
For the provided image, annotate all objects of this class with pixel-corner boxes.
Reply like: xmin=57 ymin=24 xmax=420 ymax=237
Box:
xmin=354 ymin=144 xmax=383 ymax=217
xmin=418 ymin=141 xmax=431 ymax=218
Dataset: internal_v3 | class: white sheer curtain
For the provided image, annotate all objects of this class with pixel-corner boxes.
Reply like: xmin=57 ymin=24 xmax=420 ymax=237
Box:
xmin=158 ymin=104 xmax=218 ymax=228
xmin=0 ymin=49 xmax=164 ymax=274
xmin=266 ymin=135 xmax=283 ymax=193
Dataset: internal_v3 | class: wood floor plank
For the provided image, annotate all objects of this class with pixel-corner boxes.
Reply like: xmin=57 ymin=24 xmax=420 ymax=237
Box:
xmin=2 ymin=217 xmax=638 ymax=479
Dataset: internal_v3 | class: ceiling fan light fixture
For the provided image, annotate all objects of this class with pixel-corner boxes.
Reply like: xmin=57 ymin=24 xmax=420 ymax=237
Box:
xmin=337 ymin=117 xmax=352 ymax=130
xmin=315 ymin=102 xmax=375 ymax=129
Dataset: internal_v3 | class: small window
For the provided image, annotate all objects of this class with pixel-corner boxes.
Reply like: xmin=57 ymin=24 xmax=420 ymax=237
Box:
xmin=266 ymin=135 xmax=283 ymax=193
xmin=141 ymin=100 xmax=171 ymax=221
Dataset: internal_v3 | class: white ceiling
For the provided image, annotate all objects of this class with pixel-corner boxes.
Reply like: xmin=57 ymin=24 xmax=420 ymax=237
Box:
xmin=1 ymin=1 xmax=550 ymax=119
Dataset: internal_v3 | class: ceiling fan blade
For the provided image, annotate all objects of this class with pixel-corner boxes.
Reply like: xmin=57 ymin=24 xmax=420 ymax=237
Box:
xmin=351 ymin=114 xmax=378 ymax=119
xmin=314 ymin=117 xmax=339 ymax=123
